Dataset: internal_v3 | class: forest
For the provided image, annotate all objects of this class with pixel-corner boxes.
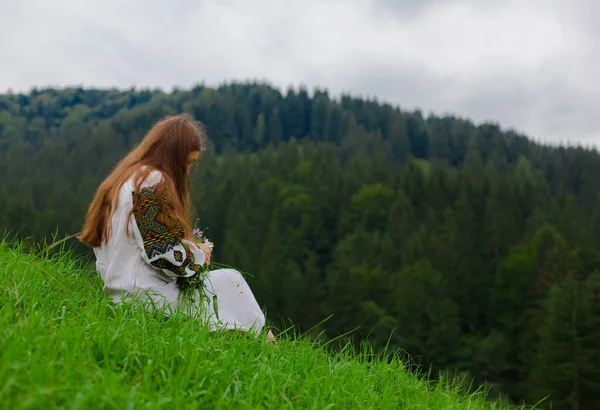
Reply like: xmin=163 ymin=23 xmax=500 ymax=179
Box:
xmin=1 ymin=83 xmax=600 ymax=408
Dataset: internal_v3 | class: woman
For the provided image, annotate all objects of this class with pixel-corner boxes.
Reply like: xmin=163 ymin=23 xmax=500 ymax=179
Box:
xmin=79 ymin=114 xmax=268 ymax=336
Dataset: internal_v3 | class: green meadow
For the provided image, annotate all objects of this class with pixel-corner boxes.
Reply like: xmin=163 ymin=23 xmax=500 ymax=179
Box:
xmin=0 ymin=242 xmax=519 ymax=409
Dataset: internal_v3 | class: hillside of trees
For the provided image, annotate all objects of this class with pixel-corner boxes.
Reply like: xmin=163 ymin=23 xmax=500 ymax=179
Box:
xmin=1 ymin=83 xmax=600 ymax=408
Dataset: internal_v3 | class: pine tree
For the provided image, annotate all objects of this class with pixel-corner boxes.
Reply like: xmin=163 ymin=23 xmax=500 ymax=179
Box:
xmin=529 ymin=274 xmax=600 ymax=410
xmin=253 ymin=113 xmax=266 ymax=147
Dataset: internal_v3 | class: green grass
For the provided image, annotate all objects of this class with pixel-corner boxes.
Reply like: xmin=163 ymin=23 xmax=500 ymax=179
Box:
xmin=0 ymin=242 xmax=517 ymax=409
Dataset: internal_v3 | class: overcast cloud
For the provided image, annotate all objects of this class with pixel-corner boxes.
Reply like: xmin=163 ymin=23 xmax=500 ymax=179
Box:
xmin=1 ymin=0 xmax=598 ymax=145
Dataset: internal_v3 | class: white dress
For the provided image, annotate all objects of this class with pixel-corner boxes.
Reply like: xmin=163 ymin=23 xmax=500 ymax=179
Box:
xmin=93 ymin=169 xmax=265 ymax=334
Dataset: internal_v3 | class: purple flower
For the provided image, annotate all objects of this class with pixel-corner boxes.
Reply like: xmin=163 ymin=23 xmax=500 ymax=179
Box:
xmin=192 ymin=228 xmax=203 ymax=239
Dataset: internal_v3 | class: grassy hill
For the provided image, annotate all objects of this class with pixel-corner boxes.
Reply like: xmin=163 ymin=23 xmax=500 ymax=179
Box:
xmin=0 ymin=242 xmax=517 ymax=409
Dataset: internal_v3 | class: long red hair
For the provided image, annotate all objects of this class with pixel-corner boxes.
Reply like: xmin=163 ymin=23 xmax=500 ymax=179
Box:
xmin=79 ymin=114 xmax=206 ymax=248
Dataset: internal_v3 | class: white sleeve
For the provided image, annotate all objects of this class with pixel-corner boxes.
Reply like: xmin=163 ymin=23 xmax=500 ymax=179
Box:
xmin=130 ymin=171 xmax=206 ymax=278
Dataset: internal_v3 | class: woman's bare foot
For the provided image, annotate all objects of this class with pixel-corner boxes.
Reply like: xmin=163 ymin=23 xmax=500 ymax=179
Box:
xmin=266 ymin=329 xmax=275 ymax=341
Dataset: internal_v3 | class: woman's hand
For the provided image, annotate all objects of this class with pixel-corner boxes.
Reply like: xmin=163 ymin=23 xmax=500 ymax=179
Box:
xmin=197 ymin=242 xmax=212 ymax=265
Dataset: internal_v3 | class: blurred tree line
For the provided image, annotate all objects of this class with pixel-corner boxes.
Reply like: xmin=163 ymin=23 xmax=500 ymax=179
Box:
xmin=1 ymin=83 xmax=600 ymax=408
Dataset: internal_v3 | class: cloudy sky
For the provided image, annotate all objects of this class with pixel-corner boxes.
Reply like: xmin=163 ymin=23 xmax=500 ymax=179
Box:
xmin=1 ymin=0 xmax=598 ymax=145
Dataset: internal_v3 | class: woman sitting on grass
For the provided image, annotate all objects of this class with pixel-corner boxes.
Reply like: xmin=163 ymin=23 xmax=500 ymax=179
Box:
xmin=78 ymin=114 xmax=272 ymax=339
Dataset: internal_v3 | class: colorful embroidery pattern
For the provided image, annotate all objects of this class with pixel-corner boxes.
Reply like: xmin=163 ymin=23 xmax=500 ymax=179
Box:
xmin=152 ymin=257 xmax=189 ymax=276
xmin=182 ymin=242 xmax=205 ymax=275
xmin=132 ymin=185 xmax=182 ymax=258
xmin=150 ymin=244 xmax=198 ymax=276
xmin=132 ymin=185 xmax=202 ymax=276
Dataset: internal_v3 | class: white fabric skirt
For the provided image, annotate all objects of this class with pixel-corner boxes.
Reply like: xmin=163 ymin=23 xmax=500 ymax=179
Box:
xmin=181 ymin=268 xmax=266 ymax=335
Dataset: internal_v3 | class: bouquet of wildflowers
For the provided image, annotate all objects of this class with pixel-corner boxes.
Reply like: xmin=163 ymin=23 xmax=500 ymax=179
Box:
xmin=192 ymin=227 xmax=214 ymax=250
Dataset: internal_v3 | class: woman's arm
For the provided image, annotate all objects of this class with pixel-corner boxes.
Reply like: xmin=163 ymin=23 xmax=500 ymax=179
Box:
xmin=131 ymin=176 xmax=205 ymax=278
